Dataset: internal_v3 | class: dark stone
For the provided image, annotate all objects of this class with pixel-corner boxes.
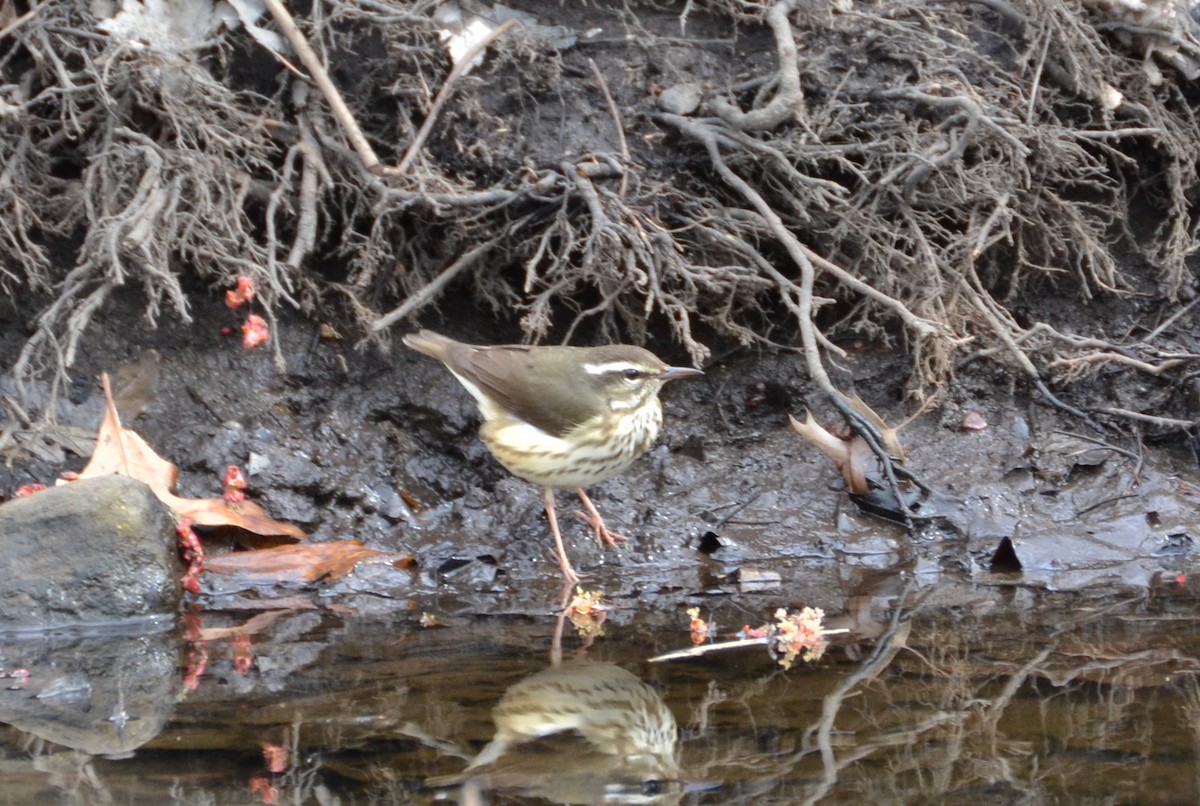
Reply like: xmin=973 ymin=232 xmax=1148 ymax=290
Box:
xmin=0 ymin=476 xmax=181 ymax=629
xmin=989 ymin=536 xmax=1023 ymax=573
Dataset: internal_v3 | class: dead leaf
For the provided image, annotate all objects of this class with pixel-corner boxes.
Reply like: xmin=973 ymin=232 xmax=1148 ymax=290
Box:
xmin=70 ymin=373 xmax=305 ymax=541
xmin=845 ymin=395 xmax=906 ymax=460
xmin=169 ymin=495 xmax=305 ymax=541
xmin=75 ymin=375 xmax=179 ymax=494
xmin=789 ymin=411 xmax=872 ymax=492
xmin=204 ymin=542 xmax=410 ymax=585
xmin=788 ymin=411 xmax=849 ymax=466
xmin=790 ymin=400 xmax=911 ymax=495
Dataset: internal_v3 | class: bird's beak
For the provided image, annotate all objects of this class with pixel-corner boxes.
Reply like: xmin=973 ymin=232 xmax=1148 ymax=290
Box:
xmin=659 ymin=366 xmax=704 ymax=382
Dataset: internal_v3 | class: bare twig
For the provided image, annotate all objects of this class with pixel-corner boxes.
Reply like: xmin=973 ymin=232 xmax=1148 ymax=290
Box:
xmin=708 ymin=0 xmax=805 ymax=131
xmin=588 ymin=59 xmax=630 ymax=198
xmin=372 ymin=241 xmax=496 ymax=332
xmin=1089 ymin=407 xmax=1196 ymax=431
xmin=261 ymin=0 xmax=381 ymax=170
xmin=391 ymin=19 xmax=518 ymax=177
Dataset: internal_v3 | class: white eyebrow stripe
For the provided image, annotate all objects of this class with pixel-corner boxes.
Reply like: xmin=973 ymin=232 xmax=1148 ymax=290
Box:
xmin=583 ymin=361 xmax=641 ymax=375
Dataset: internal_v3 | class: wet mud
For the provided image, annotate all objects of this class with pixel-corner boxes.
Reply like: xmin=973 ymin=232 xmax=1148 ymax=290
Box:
xmin=2 ymin=296 xmax=1199 ymax=801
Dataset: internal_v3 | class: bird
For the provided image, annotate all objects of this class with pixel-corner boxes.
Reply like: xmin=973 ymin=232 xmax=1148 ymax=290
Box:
xmin=403 ymin=329 xmax=703 ymax=582
xmin=427 ymin=661 xmax=681 ymax=802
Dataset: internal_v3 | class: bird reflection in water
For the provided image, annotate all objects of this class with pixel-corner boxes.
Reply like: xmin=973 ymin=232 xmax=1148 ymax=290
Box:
xmin=431 ymin=661 xmax=682 ymax=805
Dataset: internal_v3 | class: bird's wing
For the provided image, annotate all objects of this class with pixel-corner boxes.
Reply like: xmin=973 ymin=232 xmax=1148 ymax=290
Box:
xmin=453 ymin=346 xmax=601 ymax=438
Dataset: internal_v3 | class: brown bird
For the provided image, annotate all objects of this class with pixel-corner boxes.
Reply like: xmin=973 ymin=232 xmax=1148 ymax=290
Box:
xmin=403 ymin=330 xmax=703 ymax=582
xmin=426 ymin=661 xmax=681 ymax=802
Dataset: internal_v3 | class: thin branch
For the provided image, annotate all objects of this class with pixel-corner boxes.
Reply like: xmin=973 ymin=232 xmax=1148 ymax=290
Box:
xmin=372 ymin=241 xmax=495 ymax=332
xmin=390 ymin=19 xmax=518 ymax=178
xmin=588 ymin=58 xmax=629 ymax=198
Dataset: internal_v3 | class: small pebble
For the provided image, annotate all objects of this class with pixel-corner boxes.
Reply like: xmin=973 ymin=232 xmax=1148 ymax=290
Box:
xmin=960 ymin=411 xmax=988 ymax=431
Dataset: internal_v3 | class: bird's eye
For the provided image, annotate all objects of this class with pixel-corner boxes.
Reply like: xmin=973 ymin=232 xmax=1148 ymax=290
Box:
xmin=641 ymin=781 xmax=666 ymax=796
xmin=623 ymin=368 xmax=641 ymax=381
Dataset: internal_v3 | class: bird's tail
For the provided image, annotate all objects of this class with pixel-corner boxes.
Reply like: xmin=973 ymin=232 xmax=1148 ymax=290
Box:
xmin=402 ymin=329 xmax=456 ymax=360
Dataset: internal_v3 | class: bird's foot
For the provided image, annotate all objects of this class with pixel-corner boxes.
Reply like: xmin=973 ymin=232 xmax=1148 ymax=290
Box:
xmin=573 ymin=509 xmax=629 ymax=547
xmin=574 ymin=488 xmax=628 ymax=548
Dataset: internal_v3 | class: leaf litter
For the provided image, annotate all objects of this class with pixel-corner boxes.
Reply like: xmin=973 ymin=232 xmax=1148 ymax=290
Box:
xmin=64 ymin=372 xmax=411 ymax=589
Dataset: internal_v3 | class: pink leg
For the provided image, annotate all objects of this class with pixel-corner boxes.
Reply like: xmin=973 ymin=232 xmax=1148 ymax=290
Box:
xmin=574 ymin=488 xmax=629 ymax=548
xmin=543 ymin=487 xmax=580 ymax=583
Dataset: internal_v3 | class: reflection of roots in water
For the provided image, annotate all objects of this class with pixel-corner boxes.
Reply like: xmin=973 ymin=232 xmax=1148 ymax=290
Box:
xmin=669 ymin=596 xmax=922 ymax=797
xmin=1181 ymin=676 xmax=1200 ymax=797
xmin=674 ymin=594 xmax=1199 ymax=800
xmin=332 ymin=591 xmax=1200 ymax=802
xmin=778 ymin=600 xmax=1200 ymax=801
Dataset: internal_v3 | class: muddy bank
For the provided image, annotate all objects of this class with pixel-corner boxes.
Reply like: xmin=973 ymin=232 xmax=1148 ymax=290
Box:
xmin=1 ymin=291 xmax=1195 ymax=617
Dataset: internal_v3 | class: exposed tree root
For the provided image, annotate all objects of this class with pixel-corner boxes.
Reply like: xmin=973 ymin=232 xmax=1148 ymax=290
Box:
xmin=2 ymin=0 xmax=1199 ymax=455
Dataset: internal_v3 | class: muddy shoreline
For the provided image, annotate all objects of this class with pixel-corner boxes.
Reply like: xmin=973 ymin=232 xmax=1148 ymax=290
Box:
xmin=3 ymin=291 xmax=1194 ymax=617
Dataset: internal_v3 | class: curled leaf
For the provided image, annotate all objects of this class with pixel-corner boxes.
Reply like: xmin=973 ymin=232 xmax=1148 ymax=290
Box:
xmin=788 ymin=411 xmax=873 ymax=493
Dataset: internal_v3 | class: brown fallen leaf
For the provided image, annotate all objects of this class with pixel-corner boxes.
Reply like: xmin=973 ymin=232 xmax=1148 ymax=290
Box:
xmin=70 ymin=373 xmax=305 ymax=541
xmin=789 ymin=411 xmax=873 ymax=494
xmin=844 ymin=394 xmax=906 ymax=461
xmin=788 ymin=410 xmax=849 ymax=467
xmin=74 ymin=374 xmax=179 ymax=495
xmin=170 ymin=496 xmax=305 ymax=541
xmin=789 ymin=398 xmax=910 ymax=495
xmin=204 ymin=542 xmax=411 ymax=585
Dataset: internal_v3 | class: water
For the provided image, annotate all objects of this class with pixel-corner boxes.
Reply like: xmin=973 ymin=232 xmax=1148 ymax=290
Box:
xmin=2 ymin=578 xmax=1199 ymax=804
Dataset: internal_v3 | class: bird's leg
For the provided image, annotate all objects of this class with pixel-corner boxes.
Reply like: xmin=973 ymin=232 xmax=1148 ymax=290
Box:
xmin=574 ymin=488 xmax=629 ymax=548
xmin=543 ymin=487 xmax=581 ymax=583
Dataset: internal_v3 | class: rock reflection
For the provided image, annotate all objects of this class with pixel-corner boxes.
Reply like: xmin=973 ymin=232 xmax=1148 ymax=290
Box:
xmin=0 ymin=623 xmax=177 ymax=759
xmin=436 ymin=661 xmax=682 ymax=804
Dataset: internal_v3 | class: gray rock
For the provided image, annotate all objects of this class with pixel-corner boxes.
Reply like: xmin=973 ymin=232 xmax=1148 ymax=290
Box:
xmin=658 ymin=83 xmax=703 ymax=116
xmin=0 ymin=476 xmax=181 ymax=629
